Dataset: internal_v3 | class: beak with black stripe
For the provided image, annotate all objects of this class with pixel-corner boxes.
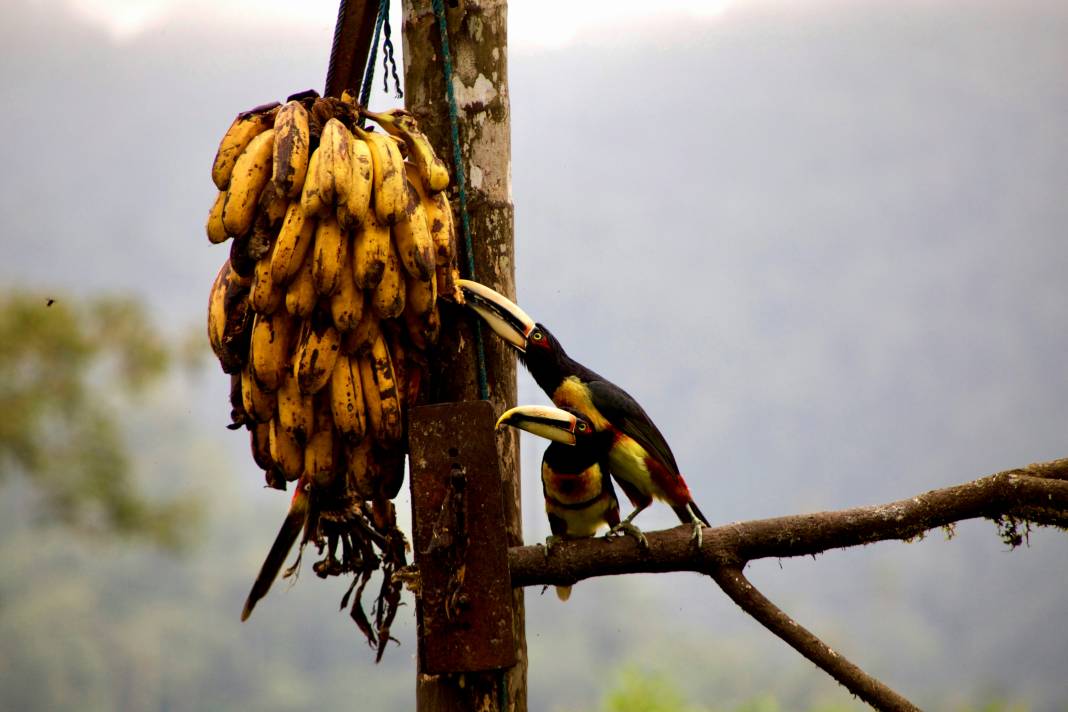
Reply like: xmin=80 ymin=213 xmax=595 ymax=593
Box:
xmin=458 ymin=279 xmax=535 ymax=352
xmin=496 ymin=404 xmax=581 ymax=445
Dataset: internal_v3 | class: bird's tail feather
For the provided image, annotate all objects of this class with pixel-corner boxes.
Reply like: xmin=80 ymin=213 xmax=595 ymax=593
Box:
xmin=673 ymin=500 xmax=711 ymax=527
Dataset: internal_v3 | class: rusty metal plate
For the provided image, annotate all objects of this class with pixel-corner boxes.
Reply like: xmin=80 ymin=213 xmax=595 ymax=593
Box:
xmin=409 ymin=401 xmax=517 ymax=673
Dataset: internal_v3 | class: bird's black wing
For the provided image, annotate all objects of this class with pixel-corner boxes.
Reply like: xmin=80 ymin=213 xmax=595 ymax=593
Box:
xmin=587 ymin=379 xmax=680 ymax=474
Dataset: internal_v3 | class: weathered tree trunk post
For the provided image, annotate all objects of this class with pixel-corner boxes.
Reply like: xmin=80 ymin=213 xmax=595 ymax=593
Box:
xmin=401 ymin=1 xmax=526 ymax=710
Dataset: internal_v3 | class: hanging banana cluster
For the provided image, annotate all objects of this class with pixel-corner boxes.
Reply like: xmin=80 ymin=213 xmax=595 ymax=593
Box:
xmin=205 ymin=90 xmax=461 ymax=659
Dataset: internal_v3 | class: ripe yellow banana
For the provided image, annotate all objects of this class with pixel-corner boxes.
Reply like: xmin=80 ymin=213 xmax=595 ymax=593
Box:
xmin=249 ymin=309 xmax=293 ymax=392
xmin=228 ymin=265 xmax=251 ymax=288
xmin=247 ymin=183 xmax=286 ymax=262
xmin=392 ymin=178 xmax=434 ymax=281
xmin=212 ymin=261 xmax=253 ymax=374
xmin=206 ymin=191 xmax=229 ymax=244
xmin=294 ymin=316 xmax=342 ymax=395
xmin=250 ymin=252 xmax=284 ymax=315
xmin=368 ymin=332 xmax=402 ymax=444
xmin=423 ymin=303 xmax=442 ymax=345
xmin=208 ymin=260 xmax=230 ymax=362
xmin=304 ymin=424 xmax=336 ymax=488
xmin=357 ymin=353 xmax=384 ymax=443
xmin=249 ymin=420 xmax=277 ymax=474
xmin=284 ymin=245 xmax=317 ymax=318
xmin=403 ymin=301 xmax=441 ymax=351
xmin=271 ymin=202 xmax=316 ymax=285
xmin=272 ymin=100 xmax=311 ymax=198
xmin=405 ymin=163 xmax=454 ymax=266
xmin=312 ymin=214 xmax=345 ymax=297
xmin=258 ymin=181 xmax=289 ymax=231
xmin=405 ymin=270 xmax=436 ymax=316
xmin=301 ymin=118 xmax=347 ymax=217
xmin=330 ymin=353 xmax=367 ymax=442
xmin=322 ymin=118 xmax=354 ymax=207
xmin=436 ymin=262 xmax=462 ymax=304
xmin=269 ymin=416 xmax=304 ymax=480
xmin=363 ymin=108 xmax=450 ymax=193
xmin=242 ymin=365 xmax=277 ymax=423
xmin=345 ymin=436 xmax=375 ymax=499
xmin=371 ymin=235 xmax=406 ymax=319
xmin=352 ymin=208 xmax=388 ymax=289
xmin=229 ymin=231 xmax=257 ymax=281
xmin=223 ymin=128 xmax=276 ymax=237
xmin=353 ymin=126 xmax=408 ymax=225
xmin=300 ymin=146 xmax=329 ymax=218
xmin=212 ymin=106 xmax=277 ymax=190
xmin=330 ymin=238 xmax=364 ymax=331
xmin=346 ymin=308 xmax=382 ymax=355
xmin=429 ymin=192 xmax=456 ymax=267
xmin=337 ymin=137 xmax=374 ymax=231
xmin=277 ymin=366 xmax=314 ymax=445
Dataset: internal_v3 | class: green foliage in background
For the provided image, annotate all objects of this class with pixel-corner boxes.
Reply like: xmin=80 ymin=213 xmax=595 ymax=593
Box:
xmin=0 ymin=291 xmax=199 ymax=549
xmin=581 ymin=666 xmax=1031 ymax=712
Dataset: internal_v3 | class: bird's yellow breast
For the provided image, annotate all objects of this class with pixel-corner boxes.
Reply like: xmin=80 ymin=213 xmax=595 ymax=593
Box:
xmin=547 ymin=500 xmax=614 ymax=538
xmin=552 ymin=377 xmax=610 ymax=430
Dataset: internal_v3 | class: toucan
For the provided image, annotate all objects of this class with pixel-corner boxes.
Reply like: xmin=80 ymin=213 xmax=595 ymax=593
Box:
xmin=460 ymin=279 xmax=710 ymax=543
xmin=496 ymin=404 xmax=643 ymax=599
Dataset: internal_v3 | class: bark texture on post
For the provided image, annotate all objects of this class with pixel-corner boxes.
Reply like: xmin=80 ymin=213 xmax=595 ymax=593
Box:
xmin=401 ymin=1 xmax=525 ymax=710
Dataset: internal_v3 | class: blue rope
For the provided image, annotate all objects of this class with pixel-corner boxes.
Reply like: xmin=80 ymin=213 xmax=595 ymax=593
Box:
xmin=356 ymin=0 xmax=388 ymax=123
xmin=381 ymin=3 xmax=403 ymax=98
xmin=432 ymin=0 xmax=490 ymax=402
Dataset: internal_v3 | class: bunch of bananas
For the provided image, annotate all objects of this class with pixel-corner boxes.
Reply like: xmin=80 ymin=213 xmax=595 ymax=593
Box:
xmin=205 ymin=90 xmax=460 ymax=659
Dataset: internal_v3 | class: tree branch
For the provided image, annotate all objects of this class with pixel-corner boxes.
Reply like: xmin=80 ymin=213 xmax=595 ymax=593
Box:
xmin=506 ymin=457 xmax=1068 ymax=710
xmin=709 ymin=567 xmax=919 ymax=712
xmin=509 ymin=458 xmax=1068 ymax=586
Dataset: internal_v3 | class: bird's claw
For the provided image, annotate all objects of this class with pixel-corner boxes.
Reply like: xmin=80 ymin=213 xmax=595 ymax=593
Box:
xmin=608 ymin=522 xmax=649 ymax=551
xmin=690 ymin=520 xmax=704 ymax=549
xmin=544 ymin=535 xmax=563 ymax=558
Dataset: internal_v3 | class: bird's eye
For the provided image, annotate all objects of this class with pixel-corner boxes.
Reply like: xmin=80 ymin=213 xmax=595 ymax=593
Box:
xmin=577 ymin=422 xmax=588 ymax=432
xmin=530 ymin=330 xmax=544 ymax=342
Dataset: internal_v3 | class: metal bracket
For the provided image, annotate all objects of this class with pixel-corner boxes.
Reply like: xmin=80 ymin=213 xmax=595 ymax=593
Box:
xmin=409 ymin=400 xmax=517 ymax=673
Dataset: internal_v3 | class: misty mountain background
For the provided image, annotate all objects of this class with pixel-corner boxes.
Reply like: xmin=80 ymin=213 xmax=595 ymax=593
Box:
xmin=1 ymin=0 xmax=1066 ymax=709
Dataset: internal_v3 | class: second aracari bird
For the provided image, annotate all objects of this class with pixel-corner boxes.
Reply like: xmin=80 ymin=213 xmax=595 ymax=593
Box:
xmin=460 ymin=279 xmax=710 ymax=543
xmin=496 ymin=404 xmax=642 ymax=599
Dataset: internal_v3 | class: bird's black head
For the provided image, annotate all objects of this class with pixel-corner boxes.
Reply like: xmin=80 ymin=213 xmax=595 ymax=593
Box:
xmin=518 ymin=322 xmax=573 ymax=394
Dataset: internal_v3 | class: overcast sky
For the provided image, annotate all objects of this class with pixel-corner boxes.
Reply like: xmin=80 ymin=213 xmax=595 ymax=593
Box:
xmin=60 ymin=0 xmax=734 ymax=47
xmin=2 ymin=0 xmax=1068 ymax=708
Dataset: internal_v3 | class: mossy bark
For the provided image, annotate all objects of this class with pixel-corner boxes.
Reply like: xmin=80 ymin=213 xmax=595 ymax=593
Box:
xmin=402 ymin=1 xmax=526 ymax=710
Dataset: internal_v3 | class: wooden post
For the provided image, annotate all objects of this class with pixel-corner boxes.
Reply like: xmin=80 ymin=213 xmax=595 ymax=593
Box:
xmin=401 ymin=1 xmax=525 ymax=710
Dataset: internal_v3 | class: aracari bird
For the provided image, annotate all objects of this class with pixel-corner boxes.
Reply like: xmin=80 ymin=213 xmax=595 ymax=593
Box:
xmin=497 ymin=404 xmax=644 ymax=599
xmin=461 ymin=280 xmax=709 ymax=543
